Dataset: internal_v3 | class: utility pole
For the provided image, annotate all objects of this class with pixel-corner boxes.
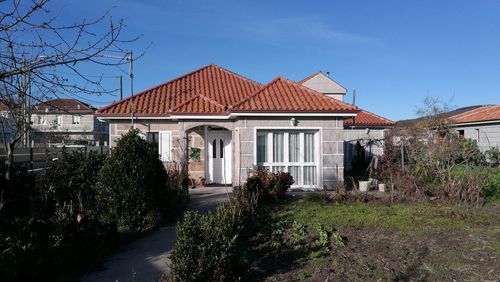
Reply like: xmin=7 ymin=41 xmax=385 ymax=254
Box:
xmin=99 ymin=51 xmax=135 ymax=127
xmin=129 ymin=51 xmax=135 ymax=128
xmin=119 ymin=75 xmax=123 ymax=100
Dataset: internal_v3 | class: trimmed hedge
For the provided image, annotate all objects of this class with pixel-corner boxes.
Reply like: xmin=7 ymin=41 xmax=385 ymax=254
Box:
xmin=97 ymin=129 xmax=174 ymax=231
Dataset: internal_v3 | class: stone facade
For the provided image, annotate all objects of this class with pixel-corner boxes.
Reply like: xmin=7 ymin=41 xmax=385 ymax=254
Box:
xmin=107 ymin=117 xmax=346 ymax=190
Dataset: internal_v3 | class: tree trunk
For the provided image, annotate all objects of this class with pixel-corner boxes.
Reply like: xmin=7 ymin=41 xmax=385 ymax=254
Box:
xmin=5 ymin=142 xmax=14 ymax=184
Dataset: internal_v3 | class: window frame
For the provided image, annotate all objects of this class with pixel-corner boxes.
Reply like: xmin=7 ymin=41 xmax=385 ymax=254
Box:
xmin=146 ymin=131 xmax=171 ymax=161
xmin=56 ymin=115 xmax=63 ymax=126
xmin=254 ymin=127 xmax=321 ymax=188
xmin=72 ymin=115 xmax=81 ymax=125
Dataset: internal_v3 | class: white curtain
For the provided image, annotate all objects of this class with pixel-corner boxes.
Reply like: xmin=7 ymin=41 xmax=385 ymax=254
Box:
xmin=257 ymin=133 xmax=267 ymax=165
xmin=273 ymin=132 xmax=284 ymax=162
xmin=288 ymin=166 xmax=301 ymax=184
xmin=289 ymin=133 xmax=300 ymax=162
xmin=304 ymin=133 xmax=315 ymax=162
xmin=303 ymin=166 xmax=316 ymax=185
xmin=272 ymin=166 xmax=285 ymax=173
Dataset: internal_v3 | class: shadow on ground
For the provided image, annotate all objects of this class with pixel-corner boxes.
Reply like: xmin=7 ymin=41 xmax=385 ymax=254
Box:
xmin=81 ymin=186 xmax=231 ymax=282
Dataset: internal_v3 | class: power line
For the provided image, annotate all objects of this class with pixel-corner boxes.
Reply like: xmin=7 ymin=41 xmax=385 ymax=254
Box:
xmin=55 ymin=71 xmax=121 ymax=79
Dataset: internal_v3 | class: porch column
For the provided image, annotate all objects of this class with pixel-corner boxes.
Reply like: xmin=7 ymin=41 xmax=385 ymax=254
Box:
xmin=178 ymin=121 xmax=189 ymax=177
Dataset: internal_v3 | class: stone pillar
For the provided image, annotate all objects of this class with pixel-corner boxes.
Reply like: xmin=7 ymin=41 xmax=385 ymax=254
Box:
xmin=178 ymin=122 xmax=189 ymax=177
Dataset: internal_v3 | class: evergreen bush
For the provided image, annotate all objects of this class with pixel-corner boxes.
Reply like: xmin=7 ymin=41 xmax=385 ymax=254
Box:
xmin=96 ymin=129 xmax=171 ymax=231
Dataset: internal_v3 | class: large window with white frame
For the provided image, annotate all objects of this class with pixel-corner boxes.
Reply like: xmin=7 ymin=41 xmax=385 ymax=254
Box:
xmin=256 ymin=130 xmax=319 ymax=187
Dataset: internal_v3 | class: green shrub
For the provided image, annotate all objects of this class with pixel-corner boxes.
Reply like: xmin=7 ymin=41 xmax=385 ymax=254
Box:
xmin=0 ymin=152 xmax=116 ymax=281
xmin=96 ymin=129 xmax=171 ymax=231
xmin=483 ymin=168 xmax=500 ymax=201
xmin=171 ymin=201 xmax=244 ymax=281
xmin=45 ymin=151 xmax=106 ymax=222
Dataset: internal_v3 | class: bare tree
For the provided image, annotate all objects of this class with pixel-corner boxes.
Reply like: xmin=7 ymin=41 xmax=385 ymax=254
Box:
xmin=0 ymin=0 xmax=139 ymax=182
xmin=415 ymin=95 xmax=454 ymax=137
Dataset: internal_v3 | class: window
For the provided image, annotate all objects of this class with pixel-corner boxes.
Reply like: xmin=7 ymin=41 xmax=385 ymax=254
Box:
xmin=256 ymin=133 xmax=267 ymax=165
xmin=212 ymin=139 xmax=217 ymax=158
xmin=289 ymin=133 xmax=300 ymax=162
xmin=220 ymin=139 xmax=224 ymax=158
xmin=72 ymin=115 xmax=81 ymax=125
xmin=256 ymin=130 xmax=318 ymax=186
xmin=56 ymin=115 xmax=62 ymax=125
xmin=37 ymin=115 xmax=46 ymax=125
xmin=458 ymin=130 xmax=464 ymax=139
xmin=476 ymin=129 xmax=480 ymax=142
xmin=273 ymin=132 xmax=284 ymax=162
xmin=147 ymin=132 xmax=159 ymax=155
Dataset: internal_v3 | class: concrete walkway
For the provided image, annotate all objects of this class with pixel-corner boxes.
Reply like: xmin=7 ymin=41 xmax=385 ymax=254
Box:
xmin=81 ymin=186 xmax=231 ymax=282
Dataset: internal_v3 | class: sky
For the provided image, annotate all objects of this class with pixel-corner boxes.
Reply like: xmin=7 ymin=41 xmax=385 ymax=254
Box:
xmin=37 ymin=0 xmax=500 ymax=120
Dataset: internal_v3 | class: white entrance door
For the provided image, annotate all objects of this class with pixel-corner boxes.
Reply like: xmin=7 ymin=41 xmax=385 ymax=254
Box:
xmin=207 ymin=131 xmax=232 ymax=184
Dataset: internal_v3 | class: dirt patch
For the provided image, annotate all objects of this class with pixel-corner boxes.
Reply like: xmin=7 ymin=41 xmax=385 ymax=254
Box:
xmin=246 ymin=202 xmax=499 ymax=282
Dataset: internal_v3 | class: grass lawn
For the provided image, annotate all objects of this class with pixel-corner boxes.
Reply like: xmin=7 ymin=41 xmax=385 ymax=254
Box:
xmin=242 ymin=196 xmax=500 ymax=281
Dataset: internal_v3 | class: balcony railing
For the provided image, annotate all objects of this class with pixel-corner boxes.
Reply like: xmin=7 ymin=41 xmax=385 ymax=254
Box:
xmin=31 ymin=124 xmax=94 ymax=132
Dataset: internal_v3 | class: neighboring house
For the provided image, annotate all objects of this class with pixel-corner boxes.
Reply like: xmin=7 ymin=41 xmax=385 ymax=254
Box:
xmin=31 ymin=99 xmax=108 ymax=146
xmin=449 ymin=105 xmax=500 ymax=152
xmin=97 ymin=64 xmax=360 ymax=189
xmin=299 ymin=71 xmax=395 ymax=171
xmin=299 ymin=71 xmax=347 ymax=101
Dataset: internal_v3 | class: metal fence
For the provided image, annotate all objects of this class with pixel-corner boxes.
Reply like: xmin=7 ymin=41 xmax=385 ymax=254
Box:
xmin=0 ymin=146 xmax=109 ymax=171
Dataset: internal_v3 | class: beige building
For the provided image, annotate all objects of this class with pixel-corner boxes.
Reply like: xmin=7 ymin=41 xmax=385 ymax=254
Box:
xmin=31 ymin=99 xmax=108 ymax=146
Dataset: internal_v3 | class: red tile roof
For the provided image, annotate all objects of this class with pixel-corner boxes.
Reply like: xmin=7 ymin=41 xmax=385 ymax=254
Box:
xmin=32 ymin=99 xmax=95 ymax=114
xmin=97 ymin=65 xmax=359 ymax=116
xmin=344 ymin=109 xmax=395 ymax=127
xmin=232 ymin=77 xmax=357 ymax=113
xmin=450 ymin=105 xmax=500 ymax=124
xmin=170 ymin=94 xmax=226 ymax=114
xmin=97 ymin=64 xmax=261 ymax=116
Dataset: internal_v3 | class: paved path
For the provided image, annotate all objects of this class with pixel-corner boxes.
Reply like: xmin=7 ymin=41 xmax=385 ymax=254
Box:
xmin=81 ymin=186 xmax=231 ymax=282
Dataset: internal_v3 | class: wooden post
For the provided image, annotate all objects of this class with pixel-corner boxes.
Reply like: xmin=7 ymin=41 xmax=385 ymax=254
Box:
xmin=400 ymin=142 xmax=405 ymax=172
xmin=30 ymin=147 xmax=33 ymax=170
xmin=84 ymin=146 xmax=88 ymax=155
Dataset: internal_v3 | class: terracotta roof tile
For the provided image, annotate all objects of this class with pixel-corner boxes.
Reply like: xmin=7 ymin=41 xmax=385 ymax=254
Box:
xmin=232 ymin=77 xmax=357 ymax=113
xmin=97 ymin=64 xmax=261 ymax=116
xmin=450 ymin=105 xmax=500 ymax=124
xmin=344 ymin=109 xmax=395 ymax=127
xmin=170 ymin=94 xmax=226 ymax=114
xmin=32 ymin=99 xmax=95 ymax=114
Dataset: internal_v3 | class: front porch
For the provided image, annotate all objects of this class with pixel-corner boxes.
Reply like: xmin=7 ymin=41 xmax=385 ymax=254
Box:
xmin=184 ymin=125 xmax=233 ymax=186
